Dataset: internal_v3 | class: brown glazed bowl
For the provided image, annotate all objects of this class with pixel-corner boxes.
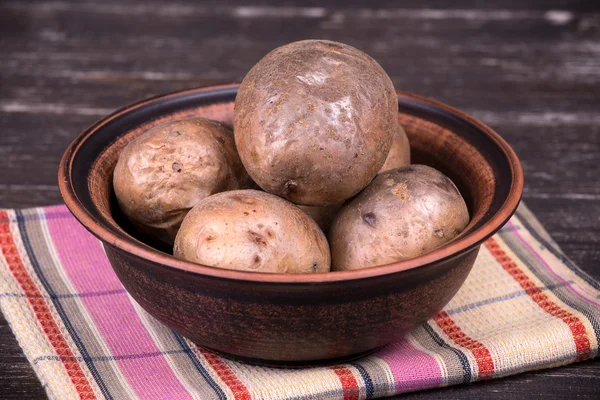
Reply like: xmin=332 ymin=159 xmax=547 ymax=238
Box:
xmin=58 ymin=84 xmax=523 ymax=366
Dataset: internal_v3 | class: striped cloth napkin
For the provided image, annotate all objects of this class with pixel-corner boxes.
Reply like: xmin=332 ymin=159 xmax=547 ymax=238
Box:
xmin=0 ymin=203 xmax=598 ymax=400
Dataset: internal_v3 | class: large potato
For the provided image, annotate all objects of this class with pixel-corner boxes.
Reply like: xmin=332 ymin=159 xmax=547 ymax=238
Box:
xmin=113 ymin=118 xmax=251 ymax=245
xmin=379 ymin=123 xmax=410 ymax=173
xmin=174 ymin=190 xmax=331 ymax=273
xmin=234 ymin=39 xmax=397 ymax=206
xmin=329 ymin=165 xmax=469 ymax=271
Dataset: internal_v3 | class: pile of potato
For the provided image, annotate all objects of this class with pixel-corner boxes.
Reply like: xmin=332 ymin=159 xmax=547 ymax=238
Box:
xmin=113 ymin=40 xmax=469 ymax=274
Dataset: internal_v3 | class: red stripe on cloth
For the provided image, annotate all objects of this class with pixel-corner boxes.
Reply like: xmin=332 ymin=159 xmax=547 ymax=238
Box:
xmin=486 ymin=237 xmax=592 ymax=362
xmin=331 ymin=366 xmax=360 ymax=400
xmin=0 ymin=211 xmax=97 ymax=399
xmin=198 ymin=348 xmax=252 ymax=400
xmin=433 ymin=312 xmax=495 ymax=379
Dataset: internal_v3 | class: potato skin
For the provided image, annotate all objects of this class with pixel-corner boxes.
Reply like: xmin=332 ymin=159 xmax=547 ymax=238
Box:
xmin=113 ymin=118 xmax=251 ymax=245
xmin=298 ymin=204 xmax=341 ymax=234
xmin=379 ymin=123 xmax=410 ymax=173
xmin=174 ymin=190 xmax=331 ymax=274
xmin=234 ymin=39 xmax=397 ymax=206
xmin=329 ymin=165 xmax=469 ymax=271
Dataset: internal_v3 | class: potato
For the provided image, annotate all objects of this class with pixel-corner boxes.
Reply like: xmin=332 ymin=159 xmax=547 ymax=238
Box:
xmin=113 ymin=118 xmax=251 ymax=245
xmin=298 ymin=204 xmax=341 ymax=234
xmin=329 ymin=165 xmax=469 ymax=271
xmin=234 ymin=39 xmax=397 ymax=206
xmin=174 ymin=190 xmax=331 ymax=273
xmin=379 ymin=123 xmax=410 ymax=173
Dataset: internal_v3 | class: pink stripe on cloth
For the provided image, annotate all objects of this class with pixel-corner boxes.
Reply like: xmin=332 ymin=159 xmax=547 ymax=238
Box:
xmin=45 ymin=208 xmax=193 ymax=400
xmin=507 ymin=220 xmax=600 ymax=308
xmin=376 ymin=338 xmax=442 ymax=393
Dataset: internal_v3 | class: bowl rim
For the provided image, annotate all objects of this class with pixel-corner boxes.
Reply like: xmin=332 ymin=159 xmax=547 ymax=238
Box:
xmin=58 ymin=83 xmax=523 ymax=283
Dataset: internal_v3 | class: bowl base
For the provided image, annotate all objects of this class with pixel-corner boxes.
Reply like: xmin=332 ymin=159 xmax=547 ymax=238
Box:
xmin=197 ymin=345 xmax=384 ymax=368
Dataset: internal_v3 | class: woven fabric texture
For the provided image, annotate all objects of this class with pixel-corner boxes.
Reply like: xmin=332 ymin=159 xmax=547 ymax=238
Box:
xmin=1 ymin=203 xmax=598 ymax=400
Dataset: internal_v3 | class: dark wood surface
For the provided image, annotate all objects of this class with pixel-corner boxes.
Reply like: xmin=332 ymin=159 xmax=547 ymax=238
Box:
xmin=1 ymin=0 xmax=599 ymax=398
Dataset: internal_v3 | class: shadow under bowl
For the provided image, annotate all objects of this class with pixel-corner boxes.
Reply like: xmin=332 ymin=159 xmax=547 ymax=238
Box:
xmin=58 ymin=84 xmax=523 ymax=366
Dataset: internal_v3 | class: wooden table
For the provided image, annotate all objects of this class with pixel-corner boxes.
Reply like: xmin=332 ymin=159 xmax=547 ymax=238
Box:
xmin=1 ymin=0 xmax=599 ymax=398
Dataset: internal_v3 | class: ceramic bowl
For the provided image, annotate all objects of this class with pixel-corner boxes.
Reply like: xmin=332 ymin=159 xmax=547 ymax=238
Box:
xmin=58 ymin=84 xmax=523 ymax=365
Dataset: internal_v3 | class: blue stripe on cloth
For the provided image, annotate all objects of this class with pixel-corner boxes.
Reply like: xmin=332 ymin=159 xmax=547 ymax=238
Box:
xmin=423 ymin=322 xmax=472 ymax=383
xmin=15 ymin=210 xmax=114 ymax=400
xmin=444 ymin=281 xmax=571 ymax=316
xmin=0 ymin=289 xmax=126 ymax=299
xmin=0 ymin=280 xmax=571 ymax=325
xmin=173 ymin=333 xmax=228 ymax=400
xmin=514 ymin=209 xmax=600 ymax=291
xmin=349 ymin=362 xmax=375 ymax=399
xmin=33 ymin=349 xmax=189 ymax=364
xmin=498 ymin=227 xmax=600 ymax=351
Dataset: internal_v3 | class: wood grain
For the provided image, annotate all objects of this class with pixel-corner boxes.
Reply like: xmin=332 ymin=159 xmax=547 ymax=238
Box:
xmin=1 ymin=0 xmax=599 ymax=398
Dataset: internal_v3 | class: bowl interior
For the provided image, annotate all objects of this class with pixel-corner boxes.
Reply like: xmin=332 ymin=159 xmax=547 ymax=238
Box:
xmin=63 ymin=85 xmax=521 ymax=279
